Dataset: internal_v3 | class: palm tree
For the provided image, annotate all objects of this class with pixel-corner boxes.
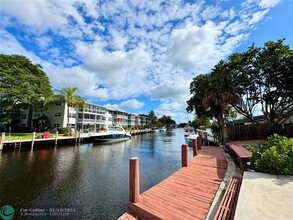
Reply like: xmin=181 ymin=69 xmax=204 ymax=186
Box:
xmin=54 ymin=87 xmax=86 ymax=134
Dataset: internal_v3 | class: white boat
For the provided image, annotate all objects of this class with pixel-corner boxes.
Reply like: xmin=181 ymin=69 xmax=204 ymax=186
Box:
xmin=151 ymin=128 xmax=159 ymax=132
xmin=184 ymin=126 xmax=195 ymax=136
xmin=159 ymin=127 xmax=167 ymax=132
xmin=185 ymin=134 xmax=199 ymax=141
xmin=90 ymin=126 xmax=131 ymax=143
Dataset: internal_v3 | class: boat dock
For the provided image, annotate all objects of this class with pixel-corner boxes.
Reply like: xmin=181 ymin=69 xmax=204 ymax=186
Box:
xmin=0 ymin=129 xmax=153 ymax=151
xmin=120 ymin=143 xmax=227 ymax=220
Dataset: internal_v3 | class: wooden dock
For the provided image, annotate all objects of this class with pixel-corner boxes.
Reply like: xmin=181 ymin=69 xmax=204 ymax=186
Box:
xmin=122 ymin=145 xmax=227 ymax=220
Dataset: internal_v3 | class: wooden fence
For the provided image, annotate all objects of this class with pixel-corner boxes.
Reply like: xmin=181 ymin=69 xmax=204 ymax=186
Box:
xmin=227 ymin=123 xmax=293 ymax=141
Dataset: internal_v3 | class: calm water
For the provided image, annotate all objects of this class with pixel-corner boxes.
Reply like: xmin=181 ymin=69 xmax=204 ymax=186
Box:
xmin=0 ymin=129 xmax=193 ymax=219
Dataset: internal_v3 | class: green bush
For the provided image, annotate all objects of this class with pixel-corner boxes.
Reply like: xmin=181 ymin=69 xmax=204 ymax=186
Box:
xmin=248 ymin=134 xmax=293 ymax=175
xmin=57 ymin=127 xmax=68 ymax=134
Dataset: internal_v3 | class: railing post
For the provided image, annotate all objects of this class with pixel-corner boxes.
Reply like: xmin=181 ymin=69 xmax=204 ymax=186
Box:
xmin=0 ymin=132 xmax=5 ymax=151
xmin=181 ymin=144 xmax=188 ymax=167
xmin=192 ymin=139 xmax=198 ymax=157
xmin=31 ymin=132 xmax=36 ymax=150
xmin=129 ymin=157 xmax=140 ymax=203
xmin=75 ymin=131 xmax=78 ymax=143
xmin=197 ymin=136 xmax=202 ymax=150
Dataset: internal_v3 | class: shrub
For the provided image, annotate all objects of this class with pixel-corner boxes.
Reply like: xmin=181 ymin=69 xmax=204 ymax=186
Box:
xmin=248 ymin=134 xmax=293 ymax=175
xmin=57 ymin=127 xmax=68 ymax=134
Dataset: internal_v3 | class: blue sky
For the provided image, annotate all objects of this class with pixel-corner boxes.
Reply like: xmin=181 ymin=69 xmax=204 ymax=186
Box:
xmin=1 ymin=0 xmax=292 ymax=123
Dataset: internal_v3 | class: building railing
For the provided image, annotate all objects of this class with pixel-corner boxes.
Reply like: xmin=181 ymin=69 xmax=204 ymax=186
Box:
xmin=78 ymin=119 xmax=106 ymax=123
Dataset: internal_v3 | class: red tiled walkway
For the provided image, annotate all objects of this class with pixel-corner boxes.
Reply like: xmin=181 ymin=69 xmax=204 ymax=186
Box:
xmin=126 ymin=146 xmax=227 ymax=220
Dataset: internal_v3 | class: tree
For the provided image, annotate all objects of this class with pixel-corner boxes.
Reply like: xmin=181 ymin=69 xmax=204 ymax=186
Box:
xmin=54 ymin=87 xmax=86 ymax=134
xmin=33 ymin=114 xmax=49 ymax=132
xmin=227 ymin=39 xmax=293 ymax=123
xmin=158 ymin=115 xmax=176 ymax=128
xmin=187 ymin=39 xmax=293 ymax=143
xmin=254 ymin=39 xmax=293 ymax=123
xmin=148 ymin=110 xmax=158 ymax=128
xmin=0 ymin=54 xmax=53 ymax=131
xmin=189 ymin=116 xmax=210 ymax=130
xmin=187 ymin=62 xmax=240 ymax=143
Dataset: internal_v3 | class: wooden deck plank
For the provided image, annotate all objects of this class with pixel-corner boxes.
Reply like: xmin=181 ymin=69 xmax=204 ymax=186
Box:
xmin=141 ymin=194 xmax=199 ymax=219
xmin=155 ymin=181 xmax=215 ymax=204
xmin=153 ymin=184 xmax=212 ymax=208
xmin=127 ymin=146 xmax=227 ymax=220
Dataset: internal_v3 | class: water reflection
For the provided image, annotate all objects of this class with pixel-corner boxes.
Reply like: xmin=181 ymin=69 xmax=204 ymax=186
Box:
xmin=0 ymin=129 xmax=191 ymax=219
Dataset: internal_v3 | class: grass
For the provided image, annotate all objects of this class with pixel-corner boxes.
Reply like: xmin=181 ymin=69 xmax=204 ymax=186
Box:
xmin=2 ymin=132 xmax=72 ymax=141
xmin=3 ymin=133 xmax=42 ymax=141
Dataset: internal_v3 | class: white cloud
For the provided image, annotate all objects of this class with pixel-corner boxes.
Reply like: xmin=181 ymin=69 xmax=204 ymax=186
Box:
xmin=75 ymin=40 xmax=152 ymax=99
xmin=248 ymin=9 xmax=269 ymax=25
xmin=36 ymin=36 xmax=52 ymax=49
xmin=201 ymin=6 xmax=221 ymax=20
xmin=259 ymin=0 xmax=281 ymax=8
xmin=1 ymin=0 xmax=68 ymax=30
xmin=150 ymin=77 xmax=191 ymax=102
xmin=0 ymin=0 xmax=282 ymax=121
xmin=167 ymin=21 xmax=223 ymax=72
xmin=119 ymin=99 xmax=144 ymax=110
xmin=154 ymin=100 xmax=194 ymax=123
xmin=103 ymin=99 xmax=144 ymax=111
xmin=110 ymin=29 xmax=128 ymax=50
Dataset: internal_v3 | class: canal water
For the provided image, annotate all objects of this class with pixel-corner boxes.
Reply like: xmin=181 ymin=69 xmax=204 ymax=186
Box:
xmin=0 ymin=129 xmax=193 ymax=219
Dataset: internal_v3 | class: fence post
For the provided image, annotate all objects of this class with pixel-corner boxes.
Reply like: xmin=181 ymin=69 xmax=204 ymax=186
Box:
xmin=31 ymin=132 xmax=36 ymax=150
xmin=0 ymin=132 xmax=5 ymax=151
xmin=181 ymin=144 xmax=188 ymax=167
xmin=192 ymin=139 xmax=198 ymax=157
xmin=55 ymin=131 xmax=58 ymax=146
xmin=129 ymin=157 xmax=140 ymax=203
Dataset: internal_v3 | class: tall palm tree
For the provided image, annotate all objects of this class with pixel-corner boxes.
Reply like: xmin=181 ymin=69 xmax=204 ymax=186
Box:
xmin=54 ymin=87 xmax=86 ymax=134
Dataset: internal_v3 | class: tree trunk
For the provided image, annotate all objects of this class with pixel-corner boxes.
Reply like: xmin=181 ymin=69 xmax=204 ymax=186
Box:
xmin=67 ymin=103 xmax=70 ymax=135
xmin=27 ymin=105 xmax=33 ymax=132
xmin=217 ymin=114 xmax=228 ymax=144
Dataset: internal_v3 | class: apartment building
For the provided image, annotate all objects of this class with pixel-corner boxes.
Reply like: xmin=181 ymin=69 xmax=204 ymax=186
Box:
xmin=6 ymin=102 xmax=149 ymax=132
xmin=77 ymin=103 xmax=112 ymax=131
xmin=109 ymin=109 xmax=129 ymax=128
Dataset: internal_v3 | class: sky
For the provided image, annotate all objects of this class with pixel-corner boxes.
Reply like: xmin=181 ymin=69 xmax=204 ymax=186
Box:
xmin=0 ymin=0 xmax=292 ymax=123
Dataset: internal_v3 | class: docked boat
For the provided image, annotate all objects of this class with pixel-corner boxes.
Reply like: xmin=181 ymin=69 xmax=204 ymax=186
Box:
xmin=90 ymin=126 xmax=131 ymax=143
xmin=184 ymin=126 xmax=196 ymax=136
xmin=151 ymin=127 xmax=159 ymax=132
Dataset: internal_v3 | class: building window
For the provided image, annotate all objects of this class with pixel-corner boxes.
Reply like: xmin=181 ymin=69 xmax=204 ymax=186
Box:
xmin=53 ymin=124 xmax=60 ymax=128
xmin=55 ymin=102 xmax=62 ymax=106
xmin=69 ymin=113 xmax=76 ymax=118
xmin=20 ymin=114 xmax=27 ymax=119
xmin=54 ymin=112 xmax=61 ymax=117
xmin=34 ymin=113 xmax=41 ymax=118
xmin=19 ymin=124 xmax=26 ymax=128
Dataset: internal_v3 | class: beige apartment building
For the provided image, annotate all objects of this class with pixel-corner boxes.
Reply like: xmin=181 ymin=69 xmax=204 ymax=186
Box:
xmin=11 ymin=102 xmax=149 ymax=132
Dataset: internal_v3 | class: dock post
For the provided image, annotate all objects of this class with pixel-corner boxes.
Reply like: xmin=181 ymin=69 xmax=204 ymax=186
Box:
xmin=129 ymin=157 xmax=140 ymax=203
xmin=0 ymin=132 xmax=5 ymax=151
xmin=192 ymin=139 xmax=198 ymax=157
xmin=31 ymin=132 xmax=36 ymax=150
xmin=181 ymin=144 xmax=188 ymax=167
xmin=75 ymin=131 xmax=78 ymax=143
xmin=55 ymin=131 xmax=58 ymax=146
xmin=197 ymin=136 xmax=202 ymax=150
